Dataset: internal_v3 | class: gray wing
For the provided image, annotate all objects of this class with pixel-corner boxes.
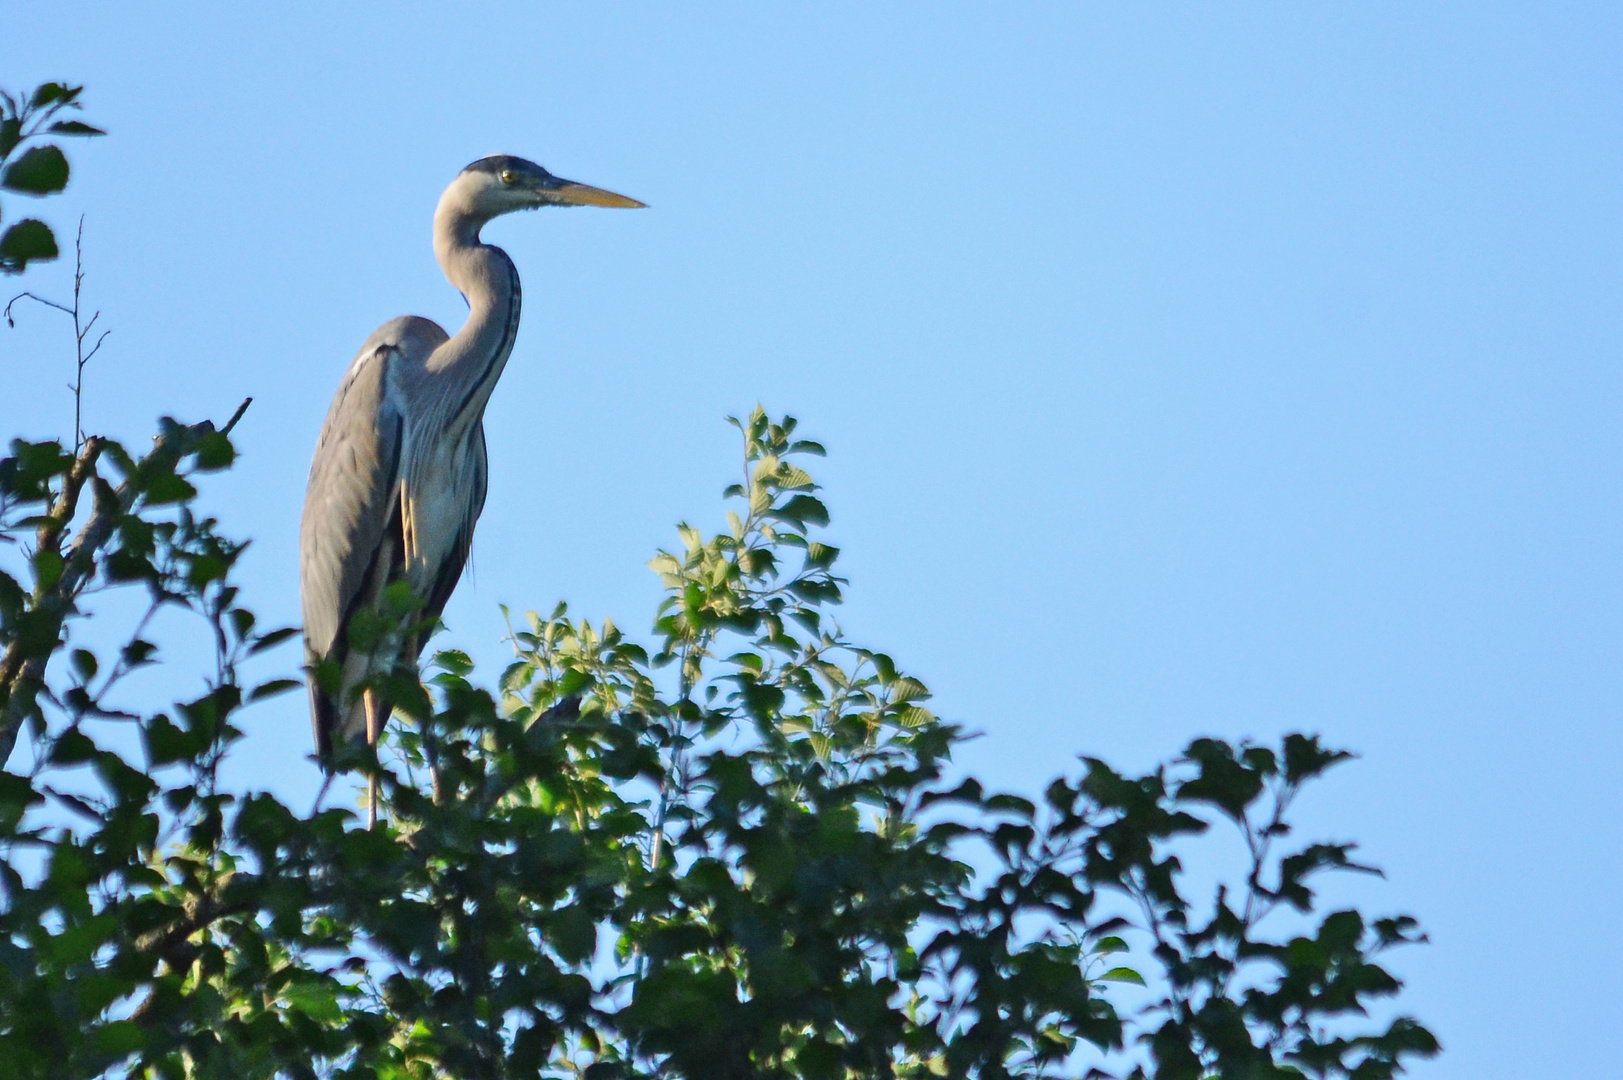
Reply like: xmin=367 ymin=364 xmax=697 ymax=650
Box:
xmin=300 ymin=315 xmax=447 ymax=755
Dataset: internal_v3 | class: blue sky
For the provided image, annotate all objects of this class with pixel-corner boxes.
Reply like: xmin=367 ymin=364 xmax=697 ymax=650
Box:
xmin=5 ymin=4 xmax=1620 ymax=1074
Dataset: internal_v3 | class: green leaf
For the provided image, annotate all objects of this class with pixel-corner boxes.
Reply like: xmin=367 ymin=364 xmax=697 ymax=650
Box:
xmin=382 ymin=580 xmax=422 ymax=617
xmin=0 ymin=770 xmax=43 ymax=829
xmin=142 ymin=472 xmax=197 ymax=505
xmin=192 ymin=430 xmax=235 ymax=470
xmin=0 ymin=117 xmax=20 ymax=157
xmin=0 ymin=218 xmax=58 ymax=272
xmin=1 ymin=144 xmax=70 ymax=195
xmin=1099 ymin=966 xmax=1145 ymax=985
xmin=435 ymin=649 xmax=475 ymax=677
xmin=248 ymin=678 xmax=301 ymax=703
xmin=51 ymin=727 xmax=97 ymax=765
xmin=144 ymin=715 xmax=197 ymax=767
xmin=897 ymin=706 xmax=934 ymax=728
xmin=890 ymin=677 xmax=930 ymax=703
xmin=777 ymin=494 xmax=829 ymax=527
xmin=247 ymin=625 xmax=299 ymax=655
xmin=1283 ymin=732 xmax=1354 ymax=784
xmin=283 ymin=981 xmax=344 ymax=1024
xmin=804 ymin=542 xmax=839 ymax=569
xmin=33 ymin=548 xmax=65 ymax=590
xmin=94 ymin=1019 xmax=145 ymax=1056
xmin=70 ymin=648 xmax=97 ymax=682
xmin=30 ymin=83 xmax=81 ymax=109
xmin=47 ymin=912 xmax=118 ymax=964
xmin=549 ymin=904 xmax=598 ymax=965
xmin=121 ymin=638 xmax=158 ymax=668
xmin=557 ymin=666 xmax=592 ymax=696
xmin=47 ymin=120 xmax=105 ymax=137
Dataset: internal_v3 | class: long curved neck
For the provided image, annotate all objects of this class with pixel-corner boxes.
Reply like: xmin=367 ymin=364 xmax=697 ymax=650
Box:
xmin=428 ymin=200 xmax=522 ymax=430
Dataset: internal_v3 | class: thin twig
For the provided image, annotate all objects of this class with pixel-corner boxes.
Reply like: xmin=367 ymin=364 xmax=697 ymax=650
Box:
xmin=4 ymin=291 xmax=73 ymax=320
xmin=221 ymin=396 xmax=253 ymax=435
xmin=80 ymin=597 xmax=163 ymax=719
xmin=4 ymin=220 xmax=110 ymax=450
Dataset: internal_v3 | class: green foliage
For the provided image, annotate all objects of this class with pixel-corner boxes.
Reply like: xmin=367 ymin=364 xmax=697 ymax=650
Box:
xmin=0 ymin=401 xmax=1437 ymax=1078
xmin=0 ymin=83 xmax=104 ymax=274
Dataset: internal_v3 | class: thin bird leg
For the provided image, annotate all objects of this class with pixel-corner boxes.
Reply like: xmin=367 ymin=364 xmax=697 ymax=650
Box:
xmin=423 ymin=714 xmax=443 ymax=805
xmin=311 ymin=771 xmax=334 ymax=816
xmin=407 ymin=630 xmax=444 ymax=803
xmin=364 ymin=688 xmax=382 ymax=828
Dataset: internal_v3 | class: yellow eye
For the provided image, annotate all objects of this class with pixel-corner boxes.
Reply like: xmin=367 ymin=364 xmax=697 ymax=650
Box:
xmin=499 ymin=169 xmax=518 ymax=185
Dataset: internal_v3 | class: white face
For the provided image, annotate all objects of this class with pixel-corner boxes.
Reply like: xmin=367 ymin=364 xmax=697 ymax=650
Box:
xmin=462 ymin=164 xmax=552 ymax=217
xmin=444 ymin=158 xmax=645 ymax=223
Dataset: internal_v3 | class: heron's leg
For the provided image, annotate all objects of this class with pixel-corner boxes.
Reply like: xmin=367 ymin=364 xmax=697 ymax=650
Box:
xmin=423 ymin=715 xmax=443 ymax=805
xmin=364 ymin=688 xmax=382 ymax=829
xmin=311 ymin=771 xmax=334 ymax=817
xmin=405 ymin=630 xmax=443 ymax=803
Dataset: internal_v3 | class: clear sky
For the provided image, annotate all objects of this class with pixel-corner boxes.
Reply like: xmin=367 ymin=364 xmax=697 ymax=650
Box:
xmin=4 ymin=4 xmax=1620 ymax=1075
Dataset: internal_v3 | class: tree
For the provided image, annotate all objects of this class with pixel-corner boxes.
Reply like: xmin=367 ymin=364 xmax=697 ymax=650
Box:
xmin=0 ymin=84 xmax=1438 ymax=1079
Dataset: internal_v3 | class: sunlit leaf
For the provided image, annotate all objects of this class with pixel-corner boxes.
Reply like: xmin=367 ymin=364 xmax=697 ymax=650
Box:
xmin=1099 ymin=966 xmax=1146 ymax=986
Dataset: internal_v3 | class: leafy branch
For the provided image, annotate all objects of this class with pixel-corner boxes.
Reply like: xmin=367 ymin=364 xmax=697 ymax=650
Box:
xmin=0 ymin=83 xmax=104 ymax=275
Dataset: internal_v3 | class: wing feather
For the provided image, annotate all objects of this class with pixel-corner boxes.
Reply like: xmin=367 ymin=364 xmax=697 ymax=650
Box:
xmin=300 ymin=316 xmax=447 ymax=756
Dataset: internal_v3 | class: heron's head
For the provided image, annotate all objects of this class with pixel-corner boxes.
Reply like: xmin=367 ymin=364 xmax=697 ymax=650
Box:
xmin=448 ymin=155 xmax=645 ymax=220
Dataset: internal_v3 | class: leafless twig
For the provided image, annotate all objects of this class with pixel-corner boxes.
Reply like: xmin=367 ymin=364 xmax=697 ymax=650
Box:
xmin=4 ymin=218 xmax=111 ymax=450
xmin=222 ymin=396 xmax=253 ymax=435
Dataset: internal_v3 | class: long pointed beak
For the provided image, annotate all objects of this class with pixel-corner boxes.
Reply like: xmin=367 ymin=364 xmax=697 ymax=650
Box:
xmin=546 ymin=178 xmax=646 ymax=208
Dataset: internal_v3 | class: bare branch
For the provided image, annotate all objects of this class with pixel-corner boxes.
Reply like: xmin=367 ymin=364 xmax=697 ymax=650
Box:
xmin=82 ymin=328 xmax=110 ymax=367
xmin=221 ymin=396 xmax=253 ymax=435
xmin=3 ymin=291 xmax=74 ymax=323
xmin=1 ymin=221 xmax=112 ymax=450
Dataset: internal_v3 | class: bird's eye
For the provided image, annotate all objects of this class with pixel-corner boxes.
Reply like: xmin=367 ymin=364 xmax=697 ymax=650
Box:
xmin=499 ymin=170 xmax=518 ymax=185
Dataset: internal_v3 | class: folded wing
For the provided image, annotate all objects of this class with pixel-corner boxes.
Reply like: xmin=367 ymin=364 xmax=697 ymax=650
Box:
xmin=300 ymin=315 xmax=448 ymax=759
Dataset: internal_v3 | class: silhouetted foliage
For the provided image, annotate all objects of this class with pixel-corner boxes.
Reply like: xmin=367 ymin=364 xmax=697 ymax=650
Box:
xmin=0 ymin=83 xmax=103 ymax=275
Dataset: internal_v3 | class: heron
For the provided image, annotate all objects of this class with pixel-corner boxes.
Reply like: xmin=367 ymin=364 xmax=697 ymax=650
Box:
xmin=299 ymin=155 xmax=643 ymax=824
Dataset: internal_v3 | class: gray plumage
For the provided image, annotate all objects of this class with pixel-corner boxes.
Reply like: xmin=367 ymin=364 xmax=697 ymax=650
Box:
xmin=300 ymin=155 xmax=643 ymax=766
